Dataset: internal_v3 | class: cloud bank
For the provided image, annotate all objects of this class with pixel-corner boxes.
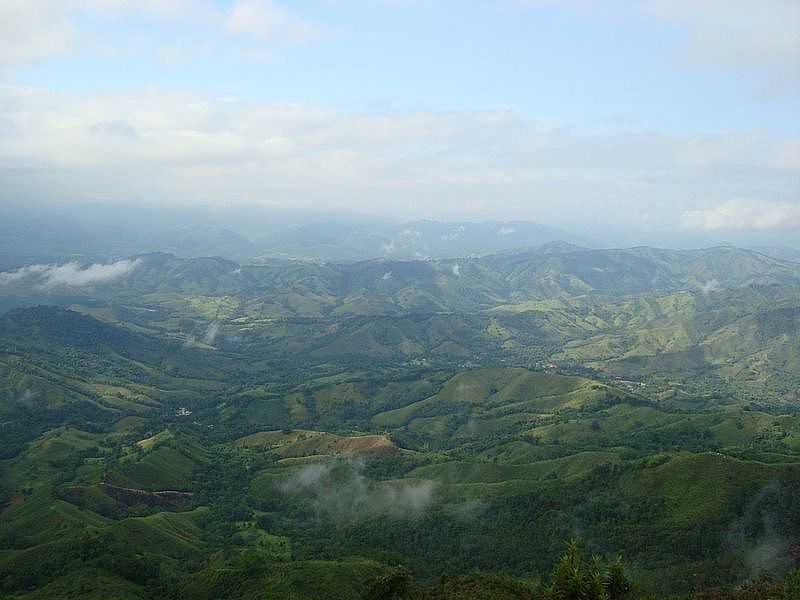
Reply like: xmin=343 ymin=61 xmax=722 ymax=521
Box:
xmin=2 ymin=85 xmax=796 ymax=228
xmin=1 ymin=2 xmax=797 ymax=233
xmin=683 ymin=201 xmax=800 ymax=232
xmin=0 ymin=259 xmax=142 ymax=288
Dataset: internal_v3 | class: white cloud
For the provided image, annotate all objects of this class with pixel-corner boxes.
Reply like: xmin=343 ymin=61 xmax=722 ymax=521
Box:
xmin=698 ymin=279 xmax=721 ymax=295
xmin=0 ymin=264 xmax=50 ymax=284
xmin=772 ymin=141 xmax=800 ymax=171
xmin=683 ymin=200 xmax=800 ymax=231
xmin=645 ymin=0 xmax=800 ymax=78
xmin=0 ymin=1 xmax=204 ymax=67
xmin=279 ymin=463 xmax=334 ymax=493
xmin=226 ymin=0 xmax=318 ymax=44
xmin=0 ymin=259 xmax=142 ymax=288
xmin=0 ymin=0 xmax=317 ymax=67
xmin=203 ymin=321 xmax=221 ymax=345
xmin=0 ymin=1 xmax=75 ymax=66
xmin=514 ymin=1 xmax=800 ymax=88
xmin=280 ymin=460 xmax=437 ymax=519
xmin=88 ymin=0 xmax=202 ymax=18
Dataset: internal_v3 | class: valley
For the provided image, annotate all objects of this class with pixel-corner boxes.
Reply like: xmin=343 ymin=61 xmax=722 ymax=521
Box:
xmin=1 ymin=244 xmax=800 ymax=598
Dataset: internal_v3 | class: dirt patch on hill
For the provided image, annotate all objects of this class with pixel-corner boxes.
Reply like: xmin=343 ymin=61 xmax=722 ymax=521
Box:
xmin=236 ymin=430 xmax=399 ymax=457
xmin=329 ymin=435 xmax=397 ymax=456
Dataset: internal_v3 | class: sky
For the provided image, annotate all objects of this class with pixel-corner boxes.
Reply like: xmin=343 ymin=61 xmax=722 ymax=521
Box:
xmin=1 ymin=0 xmax=799 ymax=242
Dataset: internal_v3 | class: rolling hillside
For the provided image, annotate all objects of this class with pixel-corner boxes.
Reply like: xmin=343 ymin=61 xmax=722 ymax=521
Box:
xmin=2 ymin=245 xmax=800 ymax=598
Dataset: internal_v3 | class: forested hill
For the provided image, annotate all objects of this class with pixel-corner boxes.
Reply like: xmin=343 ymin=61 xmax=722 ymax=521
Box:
xmin=4 ymin=244 xmax=800 ymax=310
xmin=105 ymin=245 xmax=800 ymax=300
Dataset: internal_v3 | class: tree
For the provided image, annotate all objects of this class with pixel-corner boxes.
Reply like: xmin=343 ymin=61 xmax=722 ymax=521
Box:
xmin=605 ymin=556 xmax=631 ymax=599
xmin=543 ymin=540 xmax=632 ymax=600
xmin=545 ymin=540 xmax=586 ymax=600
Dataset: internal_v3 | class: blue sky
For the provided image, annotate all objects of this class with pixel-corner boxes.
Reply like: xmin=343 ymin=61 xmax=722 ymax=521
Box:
xmin=1 ymin=0 xmax=798 ymax=241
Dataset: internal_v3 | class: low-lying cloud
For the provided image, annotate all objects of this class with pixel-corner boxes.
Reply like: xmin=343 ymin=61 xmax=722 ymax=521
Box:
xmin=203 ymin=321 xmax=221 ymax=345
xmin=14 ymin=389 xmax=37 ymax=405
xmin=725 ymin=481 xmax=796 ymax=579
xmin=0 ymin=258 xmax=141 ymax=288
xmin=280 ymin=463 xmax=334 ymax=492
xmin=698 ymin=279 xmax=721 ymax=295
xmin=279 ymin=460 xmax=437 ymax=519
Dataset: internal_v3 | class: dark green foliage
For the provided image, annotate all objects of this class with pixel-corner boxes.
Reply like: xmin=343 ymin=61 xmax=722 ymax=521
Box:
xmin=787 ymin=570 xmax=800 ymax=600
xmin=543 ymin=541 xmax=631 ymax=600
xmin=365 ymin=567 xmax=420 ymax=600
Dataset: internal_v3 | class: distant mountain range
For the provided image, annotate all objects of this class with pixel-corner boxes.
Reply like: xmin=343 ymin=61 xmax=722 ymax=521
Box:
xmin=748 ymin=246 xmax=800 ymax=262
xmin=2 ymin=243 xmax=799 ymax=316
xmin=251 ymin=220 xmax=586 ymax=262
xmin=0 ymin=204 xmax=584 ymax=265
xmin=4 ymin=200 xmax=800 ymax=267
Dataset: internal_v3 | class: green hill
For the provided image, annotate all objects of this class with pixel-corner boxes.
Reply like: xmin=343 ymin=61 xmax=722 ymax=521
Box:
xmin=2 ymin=246 xmax=800 ymax=598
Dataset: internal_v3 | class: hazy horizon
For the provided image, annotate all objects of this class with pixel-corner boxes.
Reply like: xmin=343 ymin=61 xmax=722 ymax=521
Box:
xmin=2 ymin=198 xmax=800 ymax=260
